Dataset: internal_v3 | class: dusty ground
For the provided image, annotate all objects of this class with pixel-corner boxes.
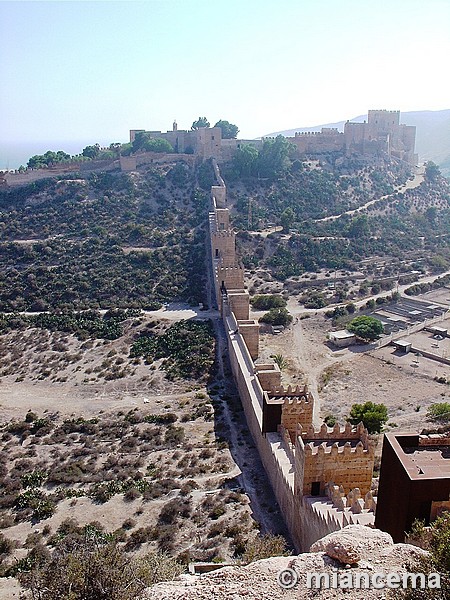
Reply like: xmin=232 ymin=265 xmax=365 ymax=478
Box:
xmin=0 ymin=306 xmax=216 ymax=423
xmin=0 ymin=308 xmax=290 ymax=599
xmin=252 ymin=291 xmax=450 ymax=434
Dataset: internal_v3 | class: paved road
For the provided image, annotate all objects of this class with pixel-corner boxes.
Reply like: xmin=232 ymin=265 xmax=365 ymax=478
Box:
xmin=287 ymin=269 xmax=450 ymax=318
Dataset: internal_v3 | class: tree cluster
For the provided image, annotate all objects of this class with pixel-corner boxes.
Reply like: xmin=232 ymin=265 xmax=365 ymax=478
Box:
xmin=27 ymin=150 xmax=71 ymax=169
xmin=232 ymin=135 xmax=294 ymax=179
xmin=190 ymin=118 xmax=239 ymax=139
xmin=130 ymin=320 xmax=215 ymax=380
xmin=250 ymin=294 xmax=286 ymax=310
xmin=347 ymin=316 xmax=384 ymax=341
xmin=131 ymin=132 xmax=174 ymax=154
xmin=259 ymin=307 xmax=293 ymax=327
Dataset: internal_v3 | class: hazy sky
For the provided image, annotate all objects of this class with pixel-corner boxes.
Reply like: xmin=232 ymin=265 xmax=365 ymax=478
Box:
xmin=1 ymin=0 xmax=449 ymax=146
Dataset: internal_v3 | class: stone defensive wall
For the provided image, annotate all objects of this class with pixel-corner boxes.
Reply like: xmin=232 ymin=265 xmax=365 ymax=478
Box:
xmin=207 ymin=160 xmax=376 ymax=551
xmin=289 ymin=128 xmax=345 ymax=154
xmin=3 ymin=152 xmax=197 ymax=187
xmin=4 ymin=158 xmax=119 ymax=187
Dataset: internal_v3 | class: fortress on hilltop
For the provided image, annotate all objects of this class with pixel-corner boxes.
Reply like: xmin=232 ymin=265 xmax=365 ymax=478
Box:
xmin=207 ymin=159 xmax=377 ymax=551
xmin=343 ymin=110 xmax=417 ymax=164
xmin=288 ymin=110 xmax=417 ymax=164
xmin=128 ymin=109 xmax=417 ymax=166
xmin=2 ymin=108 xmax=417 ymax=186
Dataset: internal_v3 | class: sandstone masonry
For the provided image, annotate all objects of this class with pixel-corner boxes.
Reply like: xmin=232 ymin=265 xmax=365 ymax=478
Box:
xmin=207 ymin=160 xmax=376 ymax=551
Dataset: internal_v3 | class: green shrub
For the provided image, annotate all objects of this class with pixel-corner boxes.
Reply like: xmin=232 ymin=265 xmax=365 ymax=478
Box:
xmin=130 ymin=320 xmax=215 ymax=379
xmin=347 ymin=316 xmax=384 ymax=341
xmin=251 ymin=295 xmax=286 ymax=310
xmin=427 ymin=403 xmax=450 ymax=423
xmin=242 ymin=534 xmax=290 ymax=562
xmin=347 ymin=401 xmax=388 ymax=433
xmin=17 ymin=530 xmax=183 ymax=600
xmin=399 ymin=515 xmax=450 ymax=598
xmin=144 ymin=413 xmax=177 ymax=425
xmin=259 ymin=307 xmax=292 ymax=327
xmin=324 ymin=414 xmax=337 ymax=427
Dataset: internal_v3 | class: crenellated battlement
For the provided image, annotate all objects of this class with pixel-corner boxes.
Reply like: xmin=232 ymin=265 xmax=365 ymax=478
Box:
xmin=211 ymin=230 xmax=235 ymax=239
xmin=217 ymin=265 xmax=244 ymax=275
xmin=281 ymin=395 xmax=313 ymax=407
xmin=295 ymin=422 xmax=375 ymax=497
xmin=298 ymin=421 xmax=370 ymax=441
xmin=295 ymin=128 xmax=340 ymax=137
xmin=270 ymin=383 xmax=311 ymax=397
xmin=369 ymin=109 xmax=400 ymax=116
xmin=303 ymin=440 xmax=367 ymax=457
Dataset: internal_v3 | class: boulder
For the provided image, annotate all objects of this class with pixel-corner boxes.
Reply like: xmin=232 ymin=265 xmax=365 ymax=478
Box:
xmin=142 ymin=526 xmax=428 ymax=600
xmin=310 ymin=524 xmax=393 ymax=564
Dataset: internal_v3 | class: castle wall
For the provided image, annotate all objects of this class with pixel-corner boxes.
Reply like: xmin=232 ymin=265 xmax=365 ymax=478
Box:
xmin=135 ymin=152 xmax=196 ymax=167
xmin=298 ymin=441 xmax=373 ymax=496
xmin=368 ymin=109 xmax=400 ymax=131
xmin=216 ymin=266 xmax=245 ymax=293
xmin=211 ymin=231 xmax=236 ymax=267
xmin=289 ymin=129 xmax=345 ymax=154
xmin=237 ymin=320 xmax=259 ymax=359
xmin=228 ymin=291 xmax=250 ymax=320
xmin=197 ymin=127 xmax=222 ymax=159
xmin=214 ymin=208 xmax=229 ymax=230
xmin=344 ymin=110 xmax=416 ymax=164
xmin=298 ymin=496 xmax=347 ymax=550
xmin=119 ymin=156 xmax=137 ymax=171
xmin=207 ymin=160 xmax=375 ymax=552
xmin=295 ymin=423 xmax=374 ymax=497
xmin=281 ymin=397 xmax=314 ymax=440
xmin=212 ymin=185 xmax=227 ymax=209
xmin=254 ymin=364 xmax=281 ymax=392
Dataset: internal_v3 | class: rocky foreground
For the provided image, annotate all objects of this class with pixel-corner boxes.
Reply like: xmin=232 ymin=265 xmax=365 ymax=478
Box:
xmin=143 ymin=525 xmax=429 ymax=599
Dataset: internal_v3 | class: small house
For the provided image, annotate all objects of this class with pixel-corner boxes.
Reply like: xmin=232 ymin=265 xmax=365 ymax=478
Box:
xmin=329 ymin=330 xmax=356 ymax=348
xmin=393 ymin=339 xmax=412 ymax=353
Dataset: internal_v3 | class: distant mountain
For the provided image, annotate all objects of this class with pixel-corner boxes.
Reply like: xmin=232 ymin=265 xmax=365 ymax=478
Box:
xmin=264 ymin=109 xmax=450 ymax=177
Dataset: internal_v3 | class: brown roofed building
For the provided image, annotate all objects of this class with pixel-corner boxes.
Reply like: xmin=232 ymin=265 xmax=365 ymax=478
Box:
xmin=375 ymin=432 xmax=450 ymax=542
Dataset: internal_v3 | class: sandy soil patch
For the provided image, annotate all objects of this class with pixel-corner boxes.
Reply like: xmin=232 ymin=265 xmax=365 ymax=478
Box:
xmin=255 ymin=308 xmax=449 ymax=433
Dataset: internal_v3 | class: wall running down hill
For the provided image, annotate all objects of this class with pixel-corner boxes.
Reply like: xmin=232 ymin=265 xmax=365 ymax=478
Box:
xmin=207 ymin=160 xmax=376 ymax=551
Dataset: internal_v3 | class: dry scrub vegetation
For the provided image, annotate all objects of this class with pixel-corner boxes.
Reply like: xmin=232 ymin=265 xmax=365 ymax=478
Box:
xmin=0 ymin=404 xmax=261 ymax=573
xmin=0 ymin=312 xmax=213 ymax=387
xmin=0 ymin=312 xmax=288 ymax=590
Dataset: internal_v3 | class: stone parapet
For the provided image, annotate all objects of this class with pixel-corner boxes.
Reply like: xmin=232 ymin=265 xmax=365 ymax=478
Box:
xmin=228 ymin=291 xmax=250 ymax=320
xmin=295 ymin=423 xmax=374 ymax=497
xmin=255 ymin=363 xmax=282 ymax=392
xmin=237 ymin=320 xmax=259 ymax=359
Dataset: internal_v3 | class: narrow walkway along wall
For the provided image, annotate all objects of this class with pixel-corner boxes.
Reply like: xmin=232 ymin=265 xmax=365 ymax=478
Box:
xmin=207 ymin=160 xmax=376 ymax=551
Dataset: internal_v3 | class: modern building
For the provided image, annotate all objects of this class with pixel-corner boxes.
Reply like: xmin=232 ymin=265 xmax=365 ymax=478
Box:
xmin=329 ymin=330 xmax=356 ymax=348
xmin=375 ymin=432 xmax=450 ymax=542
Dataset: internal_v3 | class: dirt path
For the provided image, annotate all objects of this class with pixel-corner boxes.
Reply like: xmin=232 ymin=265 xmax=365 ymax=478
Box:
xmin=291 ymin=319 xmax=329 ymax=426
xmin=315 ymin=164 xmax=425 ymax=223
xmin=258 ymin=315 xmax=353 ymax=427
xmin=259 ymin=307 xmax=449 ymax=436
